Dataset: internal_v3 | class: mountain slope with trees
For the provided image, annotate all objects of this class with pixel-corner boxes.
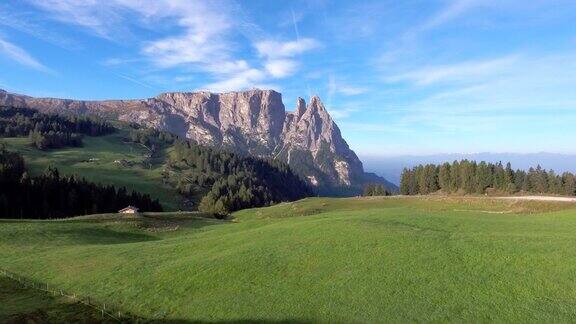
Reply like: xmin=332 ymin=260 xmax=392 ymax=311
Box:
xmin=127 ymin=125 xmax=313 ymax=216
xmin=0 ymin=89 xmax=396 ymax=195
xmin=0 ymin=106 xmax=114 ymax=149
xmin=0 ymin=145 xmax=162 ymax=219
xmin=1 ymin=106 xmax=313 ymax=216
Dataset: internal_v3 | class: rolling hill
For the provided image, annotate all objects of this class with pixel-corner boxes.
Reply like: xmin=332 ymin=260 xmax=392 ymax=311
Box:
xmin=2 ymin=197 xmax=576 ymax=322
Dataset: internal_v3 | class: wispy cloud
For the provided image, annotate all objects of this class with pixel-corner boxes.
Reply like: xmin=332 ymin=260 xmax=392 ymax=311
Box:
xmin=202 ymin=36 xmax=319 ymax=92
xmin=0 ymin=3 xmax=78 ymax=49
xmin=327 ymin=74 xmax=368 ymax=98
xmin=264 ymin=59 xmax=299 ymax=78
xmin=27 ymin=0 xmax=320 ymax=92
xmin=328 ymin=105 xmax=360 ymax=120
xmin=26 ymin=0 xmax=128 ymax=40
xmin=382 ymin=52 xmax=576 ymax=135
xmin=380 ymin=0 xmax=487 ymax=63
xmin=255 ymin=38 xmax=320 ymax=80
xmin=418 ymin=0 xmax=485 ymax=32
xmin=255 ymin=38 xmax=320 ymax=58
xmin=202 ymin=69 xmax=271 ymax=93
xmin=386 ymin=55 xmax=518 ymax=86
xmin=0 ymin=36 xmax=51 ymax=72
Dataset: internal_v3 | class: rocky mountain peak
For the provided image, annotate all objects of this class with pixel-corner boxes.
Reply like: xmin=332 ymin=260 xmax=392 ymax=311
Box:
xmin=0 ymin=88 xmax=395 ymax=194
xmin=295 ymin=97 xmax=306 ymax=120
xmin=308 ymin=95 xmax=325 ymax=111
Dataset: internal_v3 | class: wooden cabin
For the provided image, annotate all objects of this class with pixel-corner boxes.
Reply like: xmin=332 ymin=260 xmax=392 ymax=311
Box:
xmin=119 ymin=206 xmax=139 ymax=214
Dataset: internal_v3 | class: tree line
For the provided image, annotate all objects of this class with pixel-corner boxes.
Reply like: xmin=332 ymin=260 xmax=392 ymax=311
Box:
xmin=0 ymin=106 xmax=114 ymax=149
xmin=363 ymin=184 xmax=392 ymax=197
xmin=400 ymin=160 xmax=576 ymax=196
xmin=0 ymin=145 xmax=162 ymax=219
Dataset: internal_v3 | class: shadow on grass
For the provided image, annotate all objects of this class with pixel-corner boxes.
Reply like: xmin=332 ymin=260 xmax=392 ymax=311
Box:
xmin=54 ymin=227 xmax=160 ymax=245
xmin=142 ymin=320 xmax=310 ymax=324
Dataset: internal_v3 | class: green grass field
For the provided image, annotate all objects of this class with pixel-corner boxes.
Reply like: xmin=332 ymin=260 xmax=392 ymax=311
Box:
xmin=0 ymin=276 xmax=119 ymax=323
xmin=2 ymin=196 xmax=576 ymax=322
xmin=1 ymin=133 xmax=183 ymax=210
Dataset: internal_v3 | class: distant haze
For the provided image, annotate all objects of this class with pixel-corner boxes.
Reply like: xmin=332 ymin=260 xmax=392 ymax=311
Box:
xmin=361 ymin=153 xmax=576 ymax=185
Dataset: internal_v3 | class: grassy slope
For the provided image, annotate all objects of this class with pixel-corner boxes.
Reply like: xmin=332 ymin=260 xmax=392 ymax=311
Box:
xmin=1 ymin=132 xmax=182 ymax=211
xmin=2 ymin=197 xmax=576 ymax=322
xmin=0 ymin=276 xmax=118 ymax=323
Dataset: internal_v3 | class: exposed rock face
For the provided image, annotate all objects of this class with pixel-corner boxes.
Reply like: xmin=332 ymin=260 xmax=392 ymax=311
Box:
xmin=0 ymin=88 xmax=394 ymax=193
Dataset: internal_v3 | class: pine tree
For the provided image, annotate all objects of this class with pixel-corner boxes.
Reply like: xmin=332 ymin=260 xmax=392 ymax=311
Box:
xmin=449 ymin=161 xmax=461 ymax=192
xmin=474 ymin=161 xmax=492 ymax=194
xmin=562 ymin=173 xmax=576 ymax=196
xmin=438 ymin=163 xmax=451 ymax=192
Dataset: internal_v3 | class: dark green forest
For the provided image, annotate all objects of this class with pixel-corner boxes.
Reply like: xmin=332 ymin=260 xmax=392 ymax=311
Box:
xmin=126 ymin=126 xmax=313 ymax=216
xmin=0 ymin=145 xmax=162 ymax=219
xmin=0 ymin=106 xmax=114 ymax=149
xmin=400 ymin=160 xmax=576 ymax=196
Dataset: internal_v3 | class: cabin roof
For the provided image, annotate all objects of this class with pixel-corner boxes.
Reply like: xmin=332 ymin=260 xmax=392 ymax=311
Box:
xmin=119 ymin=205 xmax=139 ymax=212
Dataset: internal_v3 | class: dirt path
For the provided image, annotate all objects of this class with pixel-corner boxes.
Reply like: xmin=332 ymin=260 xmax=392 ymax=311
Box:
xmin=497 ymin=196 xmax=576 ymax=202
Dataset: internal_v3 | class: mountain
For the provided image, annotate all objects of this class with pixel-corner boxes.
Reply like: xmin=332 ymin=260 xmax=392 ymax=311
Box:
xmin=0 ymin=88 xmax=395 ymax=194
xmin=362 ymin=153 xmax=576 ymax=185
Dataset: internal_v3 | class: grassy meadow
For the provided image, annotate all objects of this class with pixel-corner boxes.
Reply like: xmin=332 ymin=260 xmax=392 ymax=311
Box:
xmin=0 ymin=276 xmax=118 ymax=323
xmin=2 ymin=196 xmax=576 ymax=322
xmin=1 ymin=132 xmax=182 ymax=210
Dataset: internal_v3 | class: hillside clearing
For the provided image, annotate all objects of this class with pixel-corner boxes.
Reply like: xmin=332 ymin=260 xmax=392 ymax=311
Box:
xmin=2 ymin=196 xmax=576 ymax=322
xmin=1 ymin=132 xmax=183 ymax=210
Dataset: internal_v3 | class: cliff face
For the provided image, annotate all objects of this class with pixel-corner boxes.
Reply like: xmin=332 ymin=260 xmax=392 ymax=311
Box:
xmin=0 ymin=88 xmax=392 ymax=193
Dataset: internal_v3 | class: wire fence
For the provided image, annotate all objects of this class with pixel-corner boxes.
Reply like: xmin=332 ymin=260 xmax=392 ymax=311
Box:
xmin=0 ymin=268 xmax=130 ymax=322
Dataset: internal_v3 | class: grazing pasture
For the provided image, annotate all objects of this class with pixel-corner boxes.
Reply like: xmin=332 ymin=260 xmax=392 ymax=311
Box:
xmin=2 ymin=197 xmax=576 ymax=322
xmin=1 ymin=132 xmax=182 ymax=210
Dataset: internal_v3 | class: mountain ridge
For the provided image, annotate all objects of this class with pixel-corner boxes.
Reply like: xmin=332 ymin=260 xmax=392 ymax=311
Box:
xmin=0 ymin=88 xmax=396 ymax=194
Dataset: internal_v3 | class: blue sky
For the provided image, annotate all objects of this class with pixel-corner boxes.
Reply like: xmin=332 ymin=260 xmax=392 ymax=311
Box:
xmin=1 ymin=0 xmax=575 ymax=157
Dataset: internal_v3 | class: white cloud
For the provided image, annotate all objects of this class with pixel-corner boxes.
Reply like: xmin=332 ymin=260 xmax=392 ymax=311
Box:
xmin=205 ymin=60 xmax=250 ymax=75
xmin=254 ymin=38 xmax=320 ymax=80
xmin=27 ymin=1 xmax=235 ymax=66
xmin=202 ymin=68 xmax=273 ymax=93
xmin=328 ymin=106 xmax=359 ymax=120
xmin=136 ymin=2 xmax=233 ymax=68
xmin=26 ymin=0 xmax=320 ymax=92
xmin=255 ymin=38 xmax=320 ymax=58
xmin=264 ymin=59 xmax=299 ymax=78
xmin=0 ymin=37 xmax=50 ymax=72
xmin=26 ymin=0 xmax=127 ymax=39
